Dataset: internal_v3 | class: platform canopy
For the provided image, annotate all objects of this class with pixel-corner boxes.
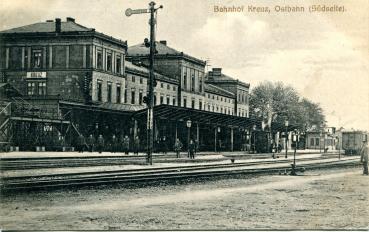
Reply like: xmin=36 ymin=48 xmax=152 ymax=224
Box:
xmin=134 ymin=104 xmax=262 ymax=129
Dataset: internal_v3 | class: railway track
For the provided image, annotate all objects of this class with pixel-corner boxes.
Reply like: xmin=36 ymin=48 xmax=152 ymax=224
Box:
xmin=0 ymin=154 xmax=176 ymax=170
xmin=0 ymin=152 xmax=345 ymax=170
xmin=1 ymin=156 xmax=360 ymax=192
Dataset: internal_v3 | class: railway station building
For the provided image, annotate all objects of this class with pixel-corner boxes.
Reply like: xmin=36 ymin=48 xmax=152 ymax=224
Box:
xmin=0 ymin=17 xmax=263 ymax=152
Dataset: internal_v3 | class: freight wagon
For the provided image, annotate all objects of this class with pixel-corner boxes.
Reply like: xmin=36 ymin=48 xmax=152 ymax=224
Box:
xmin=341 ymin=131 xmax=368 ymax=155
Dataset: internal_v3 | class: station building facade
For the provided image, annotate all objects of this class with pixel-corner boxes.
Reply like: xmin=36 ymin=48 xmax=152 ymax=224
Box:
xmin=0 ymin=18 xmax=260 ymax=152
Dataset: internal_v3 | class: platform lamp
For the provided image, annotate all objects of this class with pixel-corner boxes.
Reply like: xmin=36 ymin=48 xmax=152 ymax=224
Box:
xmin=285 ymin=120 xmax=289 ymax=158
xmin=252 ymin=125 xmax=257 ymax=153
xmin=186 ymin=119 xmax=192 ymax=158
xmin=319 ymin=131 xmax=322 ymax=153
xmin=336 ymin=136 xmax=341 ymax=160
xmin=291 ymin=129 xmax=299 ymax=175
xmin=246 ymin=130 xmax=250 ymax=153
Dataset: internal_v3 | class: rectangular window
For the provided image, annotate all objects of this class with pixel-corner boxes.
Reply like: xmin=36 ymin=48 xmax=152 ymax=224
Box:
xmin=32 ymin=50 xmax=42 ymax=68
xmin=24 ymin=49 xmax=29 ymax=69
xmin=161 ymin=83 xmax=164 ymax=88
xmin=106 ymin=53 xmax=112 ymax=72
xmin=199 ymin=101 xmax=202 ymax=110
xmin=166 ymin=96 xmax=170 ymax=105
xmin=199 ymin=77 xmax=203 ymax=92
xmin=131 ymin=89 xmax=135 ymax=104
xmin=154 ymin=94 xmax=157 ymax=106
xmin=132 ymin=75 xmax=135 ymax=82
xmin=192 ymin=99 xmax=195 ymax=109
xmin=172 ymin=98 xmax=176 ymax=106
xmin=183 ymin=97 xmax=187 ymax=107
xmin=140 ymin=77 xmax=143 ymax=84
xmin=160 ymin=95 xmax=164 ymax=104
xmin=167 ymin=84 xmax=170 ymax=90
xmin=315 ymin=138 xmax=320 ymax=146
xmin=97 ymin=51 xmax=103 ymax=69
xmin=27 ymin=82 xmax=36 ymax=95
xmin=139 ymin=91 xmax=143 ymax=105
xmin=116 ymin=56 xmax=121 ymax=74
xmin=310 ymin=138 xmax=315 ymax=146
xmin=173 ymin=86 xmax=176 ymax=91
xmin=183 ymin=69 xmax=187 ymax=90
xmin=116 ymin=85 xmax=121 ymax=103
xmin=124 ymin=89 xmax=127 ymax=103
xmin=191 ymin=74 xmax=195 ymax=92
xmin=38 ymin=82 xmax=46 ymax=95
xmin=97 ymin=81 xmax=102 ymax=101
xmin=107 ymin=82 xmax=112 ymax=102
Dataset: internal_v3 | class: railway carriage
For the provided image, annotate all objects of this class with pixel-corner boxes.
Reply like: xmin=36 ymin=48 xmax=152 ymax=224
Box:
xmin=341 ymin=131 xmax=368 ymax=155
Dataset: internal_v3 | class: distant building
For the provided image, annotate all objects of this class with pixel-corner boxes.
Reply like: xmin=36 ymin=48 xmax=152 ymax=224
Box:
xmin=305 ymin=129 xmax=337 ymax=151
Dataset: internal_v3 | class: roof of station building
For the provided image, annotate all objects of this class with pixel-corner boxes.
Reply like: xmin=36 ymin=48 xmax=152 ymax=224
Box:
xmin=0 ymin=18 xmax=127 ymax=47
xmin=127 ymin=41 xmax=206 ymax=66
xmin=0 ymin=21 xmax=92 ymax=33
xmin=205 ymin=83 xmax=235 ymax=98
xmin=125 ymin=60 xmax=178 ymax=85
xmin=206 ymin=72 xmax=250 ymax=89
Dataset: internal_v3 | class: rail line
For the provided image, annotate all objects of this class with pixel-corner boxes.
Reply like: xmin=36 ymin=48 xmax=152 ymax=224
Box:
xmin=1 ymin=156 xmax=360 ymax=192
xmin=0 ymin=153 xmax=345 ymax=170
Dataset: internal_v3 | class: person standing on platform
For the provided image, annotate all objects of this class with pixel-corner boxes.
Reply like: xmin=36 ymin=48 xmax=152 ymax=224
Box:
xmin=123 ymin=135 xmax=130 ymax=155
xmin=97 ymin=134 xmax=104 ymax=154
xmin=87 ymin=134 xmax=95 ymax=152
xmin=111 ymin=134 xmax=118 ymax=153
xmin=77 ymin=134 xmax=85 ymax=153
xmin=189 ymin=139 xmax=196 ymax=159
xmin=133 ymin=135 xmax=140 ymax=155
xmin=195 ymin=139 xmax=199 ymax=156
xmin=174 ymin=138 xmax=183 ymax=158
xmin=360 ymin=139 xmax=368 ymax=175
xmin=162 ymin=136 xmax=168 ymax=154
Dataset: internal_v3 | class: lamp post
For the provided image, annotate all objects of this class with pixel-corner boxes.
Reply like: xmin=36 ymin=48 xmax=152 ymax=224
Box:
xmin=214 ymin=126 xmax=221 ymax=152
xmin=186 ymin=119 xmax=192 ymax=158
xmin=252 ymin=125 xmax=257 ymax=153
xmin=285 ymin=120 xmax=289 ymax=158
xmin=337 ymin=136 xmax=341 ymax=160
xmin=319 ymin=131 xmax=322 ymax=153
xmin=291 ymin=130 xmax=298 ymax=175
xmin=125 ymin=2 xmax=163 ymax=165
xmin=246 ymin=131 xmax=250 ymax=153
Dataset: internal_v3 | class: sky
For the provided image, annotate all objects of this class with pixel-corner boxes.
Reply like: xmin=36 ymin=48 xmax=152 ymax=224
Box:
xmin=1 ymin=0 xmax=368 ymax=131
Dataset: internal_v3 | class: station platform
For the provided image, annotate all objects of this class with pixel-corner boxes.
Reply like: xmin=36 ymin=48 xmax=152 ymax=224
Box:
xmin=0 ymin=149 xmax=340 ymax=159
xmin=1 ymin=151 xmax=350 ymax=179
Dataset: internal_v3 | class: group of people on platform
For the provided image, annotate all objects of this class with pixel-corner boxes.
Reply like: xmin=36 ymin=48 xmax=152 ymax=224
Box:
xmin=75 ymin=134 xmax=140 ymax=155
xmin=75 ymin=134 xmax=200 ymax=159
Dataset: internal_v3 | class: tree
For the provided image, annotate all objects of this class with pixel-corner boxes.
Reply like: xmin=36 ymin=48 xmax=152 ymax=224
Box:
xmin=298 ymin=98 xmax=326 ymax=131
xmin=250 ymin=81 xmax=326 ymax=132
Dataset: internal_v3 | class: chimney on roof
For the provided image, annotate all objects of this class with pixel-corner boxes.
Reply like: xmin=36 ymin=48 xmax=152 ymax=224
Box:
xmin=55 ymin=18 xmax=61 ymax=33
xmin=212 ymin=68 xmax=222 ymax=76
xmin=159 ymin=40 xmax=167 ymax=46
xmin=66 ymin=17 xmax=75 ymax=23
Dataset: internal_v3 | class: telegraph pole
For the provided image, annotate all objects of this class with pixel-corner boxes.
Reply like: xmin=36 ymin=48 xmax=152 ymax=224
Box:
xmin=126 ymin=1 xmax=163 ymax=165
